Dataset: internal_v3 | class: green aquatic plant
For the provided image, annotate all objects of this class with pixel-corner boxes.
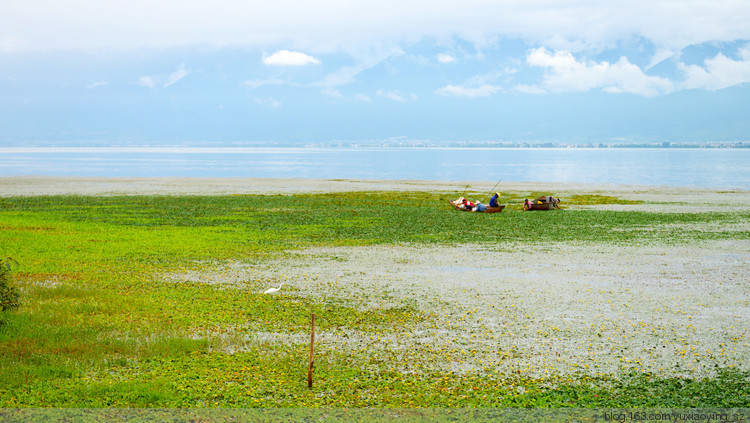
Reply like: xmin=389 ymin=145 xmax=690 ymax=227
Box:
xmin=566 ymin=194 xmax=643 ymax=206
xmin=0 ymin=192 xmax=747 ymax=407
xmin=0 ymin=257 xmax=20 ymax=313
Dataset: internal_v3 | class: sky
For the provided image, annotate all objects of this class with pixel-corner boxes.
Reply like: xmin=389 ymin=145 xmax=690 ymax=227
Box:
xmin=1 ymin=0 xmax=750 ymax=146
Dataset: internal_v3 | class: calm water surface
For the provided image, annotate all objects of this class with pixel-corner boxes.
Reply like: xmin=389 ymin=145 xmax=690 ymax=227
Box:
xmin=1 ymin=147 xmax=748 ymax=189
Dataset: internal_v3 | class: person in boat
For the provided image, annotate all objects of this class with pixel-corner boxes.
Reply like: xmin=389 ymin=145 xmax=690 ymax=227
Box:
xmin=535 ymin=195 xmax=552 ymax=204
xmin=535 ymin=196 xmax=561 ymax=207
xmin=454 ymin=197 xmax=489 ymax=212
xmin=523 ymin=195 xmax=561 ymax=210
xmin=473 ymin=202 xmax=487 ymax=212
xmin=489 ymin=192 xmax=501 ymax=208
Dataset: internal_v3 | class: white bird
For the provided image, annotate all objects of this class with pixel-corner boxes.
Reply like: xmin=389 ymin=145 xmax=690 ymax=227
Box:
xmin=263 ymin=283 xmax=284 ymax=294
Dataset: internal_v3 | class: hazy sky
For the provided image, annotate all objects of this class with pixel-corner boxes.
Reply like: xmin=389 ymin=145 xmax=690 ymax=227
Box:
xmin=2 ymin=0 xmax=749 ymax=144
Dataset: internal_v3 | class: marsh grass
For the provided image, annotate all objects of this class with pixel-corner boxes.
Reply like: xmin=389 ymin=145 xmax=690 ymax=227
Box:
xmin=566 ymin=194 xmax=643 ymax=206
xmin=0 ymin=192 xmax=748 ymax=407
xmin=0 ymin=258 xmax=20 ymax=316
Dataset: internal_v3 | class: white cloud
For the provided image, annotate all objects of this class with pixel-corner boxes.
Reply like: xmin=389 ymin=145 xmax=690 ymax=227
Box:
xmin=376 ymin=89 xmax=417 ymax=102
xmin=523 ymin=47 xmax=673 ymax=97
xmin=321 ymin=88 xmax=343 ymax=98
xmin=437 ymin=53 xmax=456 ymax=63
xmin=254 ymin=97 xmax=282 ymax=108
xmin=262 ymin=50 xmax=320 ymax=66
xmin=679 ymin=46 xmax=750 ymax=90
xmin=527 ymin=48 xmax=577 ymax=69
xmin=241 ymin=78 xmax=286 ymax=90
xmin=315 ymin=64 xmax=365 ymax=88
xmin=435 ymin=69 xmax=510 ymax=98
xmin=86 ymin=81 xmax=108 ymax=89
xmin=137 ymin=76 xmax=158 ymax=89
xmin=354 ymin=93 xmax=371 ymax=102
xmin=164 ymin=63 xmax=188 ymax=87
xmin=137 ymin=63 xmax=190 ymax=89
xmin=435 ymin=84 xmax=502 ymax=98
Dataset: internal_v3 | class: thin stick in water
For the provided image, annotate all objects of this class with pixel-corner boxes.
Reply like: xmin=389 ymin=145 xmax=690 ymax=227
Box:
xmin=307 ymin=313 xmax=315 ymax=388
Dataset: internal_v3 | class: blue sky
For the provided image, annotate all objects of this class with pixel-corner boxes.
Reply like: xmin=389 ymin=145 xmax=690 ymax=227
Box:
xmin=1 ymin=0 xmax=749 ymax=145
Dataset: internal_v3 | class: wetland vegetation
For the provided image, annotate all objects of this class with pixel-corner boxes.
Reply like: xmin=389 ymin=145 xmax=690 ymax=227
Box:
xmin=0 ymin=191 xmax=748 ymax=407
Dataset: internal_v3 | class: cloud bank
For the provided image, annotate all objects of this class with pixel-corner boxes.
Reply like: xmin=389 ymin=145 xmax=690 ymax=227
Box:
xmin=523 ymin=48 xmax=674 ymax=97
xmin=679 ymin=46 xmax=750 ymax=90
xmin=3 ymin=0 xmax=749 ymax=103
xmin=2 ymin=0 xmax=749 ymax=53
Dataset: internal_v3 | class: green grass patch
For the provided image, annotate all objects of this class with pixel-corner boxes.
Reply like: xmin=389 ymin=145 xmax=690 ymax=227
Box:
xmin=0 ymin=192 xmax=748 ymax=407
xmin=566 ymin=194 xmax=644 ymax=206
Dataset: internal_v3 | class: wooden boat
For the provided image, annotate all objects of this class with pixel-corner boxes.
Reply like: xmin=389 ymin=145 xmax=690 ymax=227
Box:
xmin=523 ymin=196 xmax=561 ymax=211
xmin=524 ymin=202 xmax=557 ymax=211
xmin=451 ymin=200 xmax=505 ymax=213
xmin=483 ymin=205 xmax=505 ymax=213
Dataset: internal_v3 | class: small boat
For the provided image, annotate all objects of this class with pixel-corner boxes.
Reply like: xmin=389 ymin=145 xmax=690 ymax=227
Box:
xmin=452 ymin=204 xmax=505 ymax=213
xmin=451 ymin=197 xmax=505 ymax=213
xmin=523 ymin=196 xmax=561 ymax=211
xmin=483 ymin=205 xmax=506 ymax=213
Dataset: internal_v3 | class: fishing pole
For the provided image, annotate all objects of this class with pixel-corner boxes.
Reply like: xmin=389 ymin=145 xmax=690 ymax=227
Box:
xmin=481 ymin=178 xmax=503 ymax=203
xmin=460 ymin=183 xmax=470 ymax=199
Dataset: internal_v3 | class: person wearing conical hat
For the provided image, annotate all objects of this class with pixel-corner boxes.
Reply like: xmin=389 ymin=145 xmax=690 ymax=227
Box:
xmin=489 ymin=192 xmax=501 ymax=208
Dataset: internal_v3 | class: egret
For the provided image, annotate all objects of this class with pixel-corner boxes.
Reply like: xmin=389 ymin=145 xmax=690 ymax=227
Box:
xmin=263 ymin=283 xmax=284 ymax=294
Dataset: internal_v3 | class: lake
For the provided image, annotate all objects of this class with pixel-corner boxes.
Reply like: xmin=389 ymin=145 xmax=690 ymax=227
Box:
xmin=1 ymin=147 xmax=748 ymax=189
